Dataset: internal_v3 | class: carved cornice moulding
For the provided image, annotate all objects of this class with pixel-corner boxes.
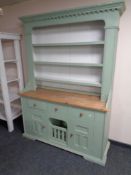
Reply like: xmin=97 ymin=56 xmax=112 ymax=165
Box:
xmin=20 ymin=1 xmax=125 ymax=23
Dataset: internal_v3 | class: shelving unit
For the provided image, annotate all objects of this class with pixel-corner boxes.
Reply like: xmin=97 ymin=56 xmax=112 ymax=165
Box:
xmin=32 ymin=21 xmax=104 ymax=95
xmin=20 ymin=0 xmax=125 ymax=165
xmin=0 ymin=33 xmax=23 ymax=132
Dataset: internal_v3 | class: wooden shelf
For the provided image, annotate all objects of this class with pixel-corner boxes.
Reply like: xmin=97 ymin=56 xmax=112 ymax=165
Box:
xmin=34 ymin=61 xmax=103 ymax=67
xmin=36 ymin=77 xmax=102 ymax=88
xmin=0 ymin=106 xmax=21 ymax=121
xmin=20 ymin=88 xmax=107 ymax=112
xmin=32 ymin=41 xmax=104 ymax=47
xmin=0 ymin=78 xmax=19 ymax=84
xmin=0 ymin=93 xmax=20 ymax=104
xmin=4 ymin=59 xmax=16 ymax=63
xmin=7 ymin=78 xmax=19 ymax=84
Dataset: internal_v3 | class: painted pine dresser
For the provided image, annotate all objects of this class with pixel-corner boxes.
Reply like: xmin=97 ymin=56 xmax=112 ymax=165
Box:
xmin=20 ymin=0 xmax=125 ymax=165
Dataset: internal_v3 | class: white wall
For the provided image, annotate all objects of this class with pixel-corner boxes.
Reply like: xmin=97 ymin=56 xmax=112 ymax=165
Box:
xmin=109 ymin=0 xmax=131 ymax=144
xmin=0 ymin=0 xmax=130 ymax=144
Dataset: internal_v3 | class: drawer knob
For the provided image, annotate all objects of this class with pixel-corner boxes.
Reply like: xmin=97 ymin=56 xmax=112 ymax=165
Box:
xmin=70 ymin=134 xmax=73 ymax=138
xmin=42 ymin=125 xmax=45 ymax=129
xmin=80 ymin=113 xmax=83 ymax=117
xmin=54 ymin=108 xmax=58 ymax=112
xmin=33 ymin=104 xmax=37 ymax=108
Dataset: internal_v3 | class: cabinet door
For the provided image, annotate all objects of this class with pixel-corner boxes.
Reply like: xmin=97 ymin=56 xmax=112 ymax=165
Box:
xmin=68 ymin=108 xmax=94 ymax=155
xmin=30 ymin=109 xmax=49 ymax=140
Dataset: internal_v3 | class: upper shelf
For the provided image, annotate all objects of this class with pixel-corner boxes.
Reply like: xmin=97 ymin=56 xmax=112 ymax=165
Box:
xmin=32 ymin=41 xmax=104 ymax=47
xmin=0 ymin=105 xmax=21 ymax=121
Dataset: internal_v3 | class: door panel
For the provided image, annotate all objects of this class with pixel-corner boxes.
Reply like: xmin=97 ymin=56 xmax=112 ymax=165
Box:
xmin=31 ymin=109 xmax=49 ymax=139
xmin=68 ymin=108 xmax=94 ymax=155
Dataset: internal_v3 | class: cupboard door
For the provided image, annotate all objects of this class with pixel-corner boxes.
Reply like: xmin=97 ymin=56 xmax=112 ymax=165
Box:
xmin=30 ymin=109 xmax=49 ymax=139
xmin=68 ymin=108 xmax=94 ymax=155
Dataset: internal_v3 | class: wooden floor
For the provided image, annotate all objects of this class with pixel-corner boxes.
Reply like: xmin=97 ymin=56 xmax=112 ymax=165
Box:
xmin=20 ymin=88 xmax=107 ymax=112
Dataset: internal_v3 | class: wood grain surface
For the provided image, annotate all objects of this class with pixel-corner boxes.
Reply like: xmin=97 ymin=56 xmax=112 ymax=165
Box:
xmin=20 ymin=88 xmax=108 ymax=112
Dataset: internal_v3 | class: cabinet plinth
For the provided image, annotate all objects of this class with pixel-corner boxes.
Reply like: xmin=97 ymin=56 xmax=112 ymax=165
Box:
xmin=0 ymin=32 xmax=23 ymax=132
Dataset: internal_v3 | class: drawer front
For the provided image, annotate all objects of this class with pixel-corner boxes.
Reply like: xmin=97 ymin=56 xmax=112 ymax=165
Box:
xmin=47 ymin=103 xmax=68 ymax=120
xmin=69 ymin=107 xmax=94 ymax=124
xmin=27 ymin=99 xmax=47 ymax=111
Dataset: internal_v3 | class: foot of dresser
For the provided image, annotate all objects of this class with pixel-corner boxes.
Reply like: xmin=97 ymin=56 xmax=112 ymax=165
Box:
xmin=83 ymin=141 xmax=110 ymax=166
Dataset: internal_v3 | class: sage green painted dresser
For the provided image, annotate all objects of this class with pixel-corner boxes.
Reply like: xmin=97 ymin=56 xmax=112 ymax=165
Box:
xmin=20 ymin=0 xmax=125 ymax=166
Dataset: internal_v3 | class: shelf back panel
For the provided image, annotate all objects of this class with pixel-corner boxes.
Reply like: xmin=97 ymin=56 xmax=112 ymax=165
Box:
xmin=32 ymin=21 xmax=105 ymax=44
xmin=33 ymin=45 xmax=104 ymax=64
xmin=32 ymin=20 xmax=104 ymax=95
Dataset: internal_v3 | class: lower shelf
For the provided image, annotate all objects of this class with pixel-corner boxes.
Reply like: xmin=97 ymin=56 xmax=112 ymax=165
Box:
xmin=0 ymin=105 xmax=21 ymax=121
xmin=0 ymin=93 xmax=20 ymax=104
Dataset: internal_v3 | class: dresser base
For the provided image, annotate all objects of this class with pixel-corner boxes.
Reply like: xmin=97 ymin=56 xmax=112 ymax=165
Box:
xmin=23 ymin=132 xmax=110 ymax=166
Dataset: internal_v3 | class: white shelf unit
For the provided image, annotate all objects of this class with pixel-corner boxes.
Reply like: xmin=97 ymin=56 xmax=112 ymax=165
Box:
xmin=0 ymin=33 xmax=23 ymax=132
xmin=32 ymin=21 xmax=105 ymax=95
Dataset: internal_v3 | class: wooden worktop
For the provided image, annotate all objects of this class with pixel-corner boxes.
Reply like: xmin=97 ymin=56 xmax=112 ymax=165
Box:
xmin=20 ymin=88 xmax=108 ymax=112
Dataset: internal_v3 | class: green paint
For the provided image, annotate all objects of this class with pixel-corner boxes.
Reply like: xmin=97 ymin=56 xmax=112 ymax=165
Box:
xmin=32 ymin=41 xmax=104 ymax=47
xmin=20 ymin=0 xmax=125 ymax=165
xmin=34 ymin=61 xmax=103 ymax=67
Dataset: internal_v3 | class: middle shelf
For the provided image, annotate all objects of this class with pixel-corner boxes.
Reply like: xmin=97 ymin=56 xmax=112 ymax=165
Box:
xmin=4 ymin=59 xmax=17 ymax=63
xmin=32 ymin=41 xmax=104 ymax=47
xmin=34 ymin=61 xmax=103 ymax=67
xmin=0 ymin=92 xmax=20 ymax=103
xmin=0 ymin=99 xmax=21 ymax=121
xmin=0 ymin=80 xmax=20 ymax=103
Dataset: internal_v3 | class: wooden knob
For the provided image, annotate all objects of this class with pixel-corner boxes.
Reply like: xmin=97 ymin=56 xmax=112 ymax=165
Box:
xmin=70 ymin=134 xmax=73 ymax=138
xmin=42 ymin=125 xmax=45 ymax=129
xmin=33 ymin=104 xmax=37 ymax=107
xmin=80 ymin=113 xmax=83 ymax=117
xmin=54 ymin=108 xmax=58 ymax=112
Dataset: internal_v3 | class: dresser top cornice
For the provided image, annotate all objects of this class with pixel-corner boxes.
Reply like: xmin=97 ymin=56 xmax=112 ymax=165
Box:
xmin=20 ymin=0 xmax=125 ymax=23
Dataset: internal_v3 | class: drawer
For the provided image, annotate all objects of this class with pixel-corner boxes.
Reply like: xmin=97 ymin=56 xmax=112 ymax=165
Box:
xmin=27 ymin=99 xmax=47 ymax=111
xmin=69 ymin=107 xmax=94 ymax=123
xmin=47 ymin=103 xmax=68 ymax=119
